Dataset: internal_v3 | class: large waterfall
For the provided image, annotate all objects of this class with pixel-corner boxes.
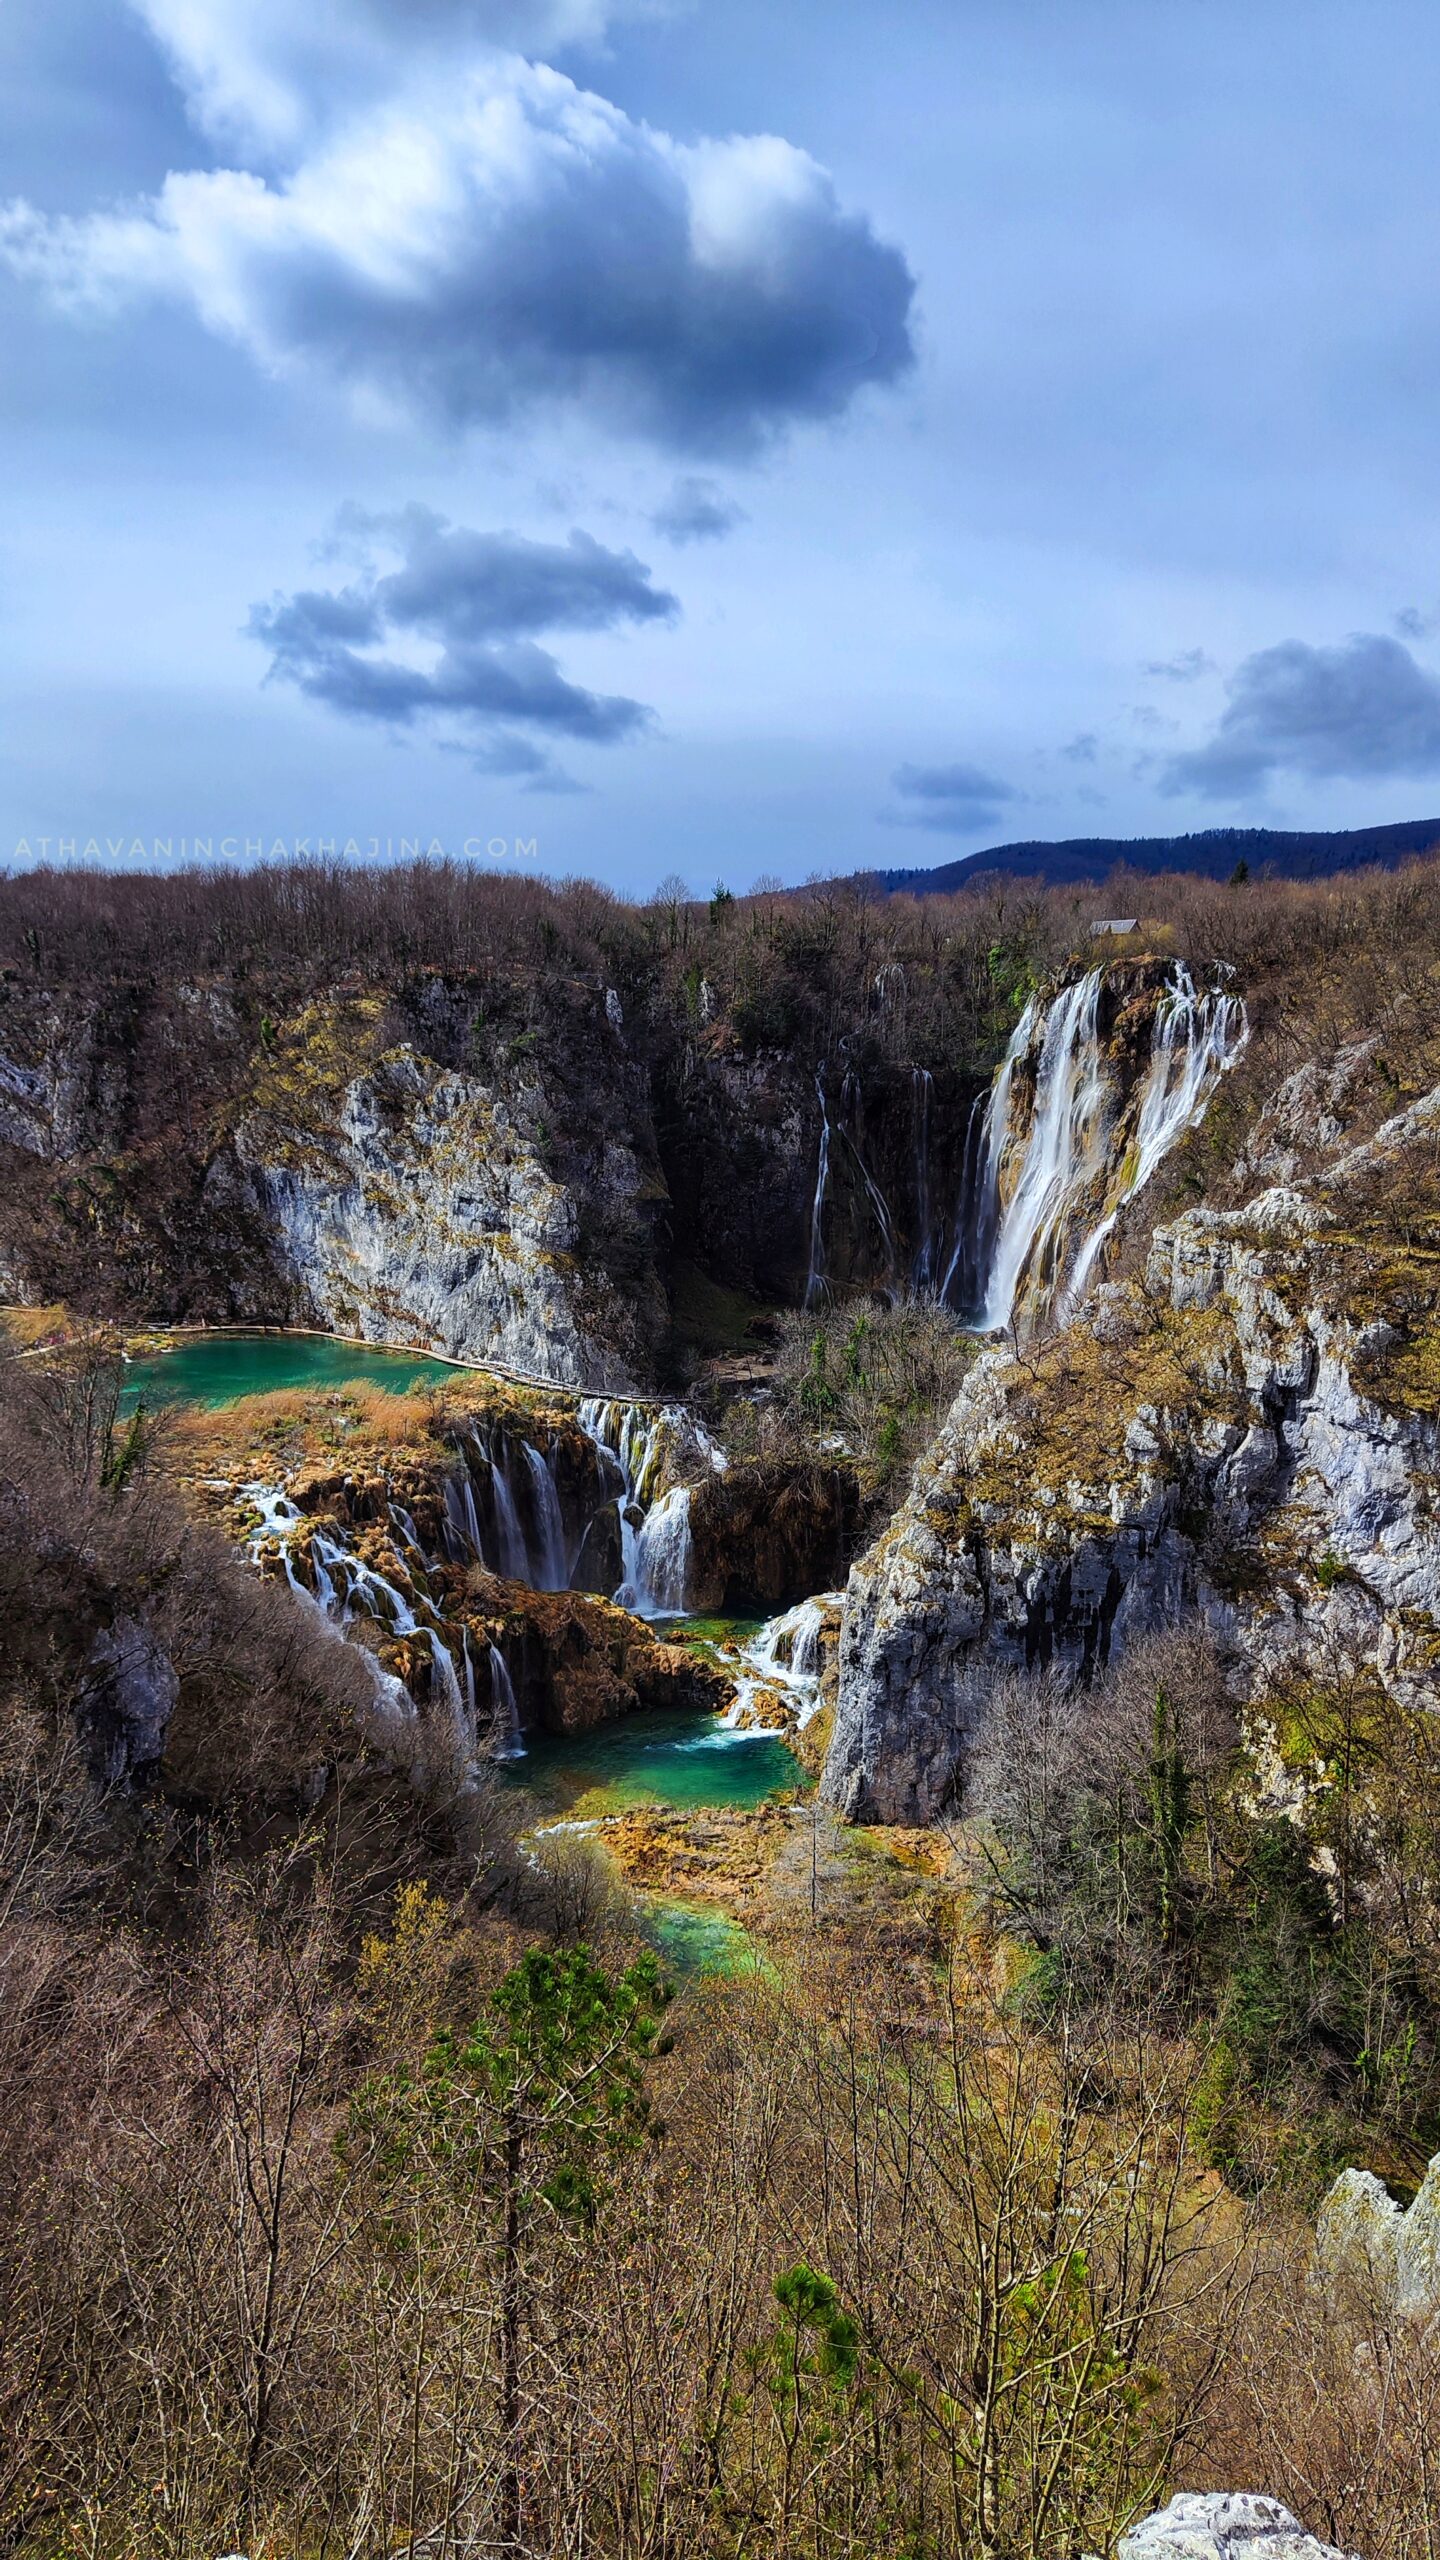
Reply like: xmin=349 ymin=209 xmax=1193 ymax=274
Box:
xmin=958 ymin=961 xmax=1247 ymax=1335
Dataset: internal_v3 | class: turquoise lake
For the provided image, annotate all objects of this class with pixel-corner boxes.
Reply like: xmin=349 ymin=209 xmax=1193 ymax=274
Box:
xmin=509 ymin=1707 xmax=802 ymax=1816
xmin=120 ymin=1329 xmax=472 ymax=1411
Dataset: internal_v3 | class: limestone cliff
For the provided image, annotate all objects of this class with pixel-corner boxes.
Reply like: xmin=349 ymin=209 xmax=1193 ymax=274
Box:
xmin=231 ymin=995 xmax=659 ymax=1386
xmin=824 ymin=1048 xmax=1440 ymax=1822
xmin=0 ymin=975 xmax=669 ymax=1385
xmin=0 ymin=962 xmax=988 ymax=1384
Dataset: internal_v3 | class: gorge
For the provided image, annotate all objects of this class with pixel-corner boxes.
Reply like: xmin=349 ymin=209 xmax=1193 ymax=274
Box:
xmin=6 ymin=859 xmax=1440 ymax=2560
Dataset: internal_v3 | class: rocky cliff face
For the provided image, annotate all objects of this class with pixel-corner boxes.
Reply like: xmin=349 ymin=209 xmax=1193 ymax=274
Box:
xmin=232 ymin=1000 xmax=660 ymax=1387
xmin=0 ymin=974 xmax=672 ymax=1383
xmin=688 ymin=1459 xmax=859 ymax=1614
xmin=824 ymin=1047 xmax=1440 ymax=1823
xmin=0 ymin=964 xmax=987 ymax=1385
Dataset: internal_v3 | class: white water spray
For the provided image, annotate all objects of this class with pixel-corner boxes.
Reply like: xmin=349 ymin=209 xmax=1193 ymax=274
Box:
xmin=967 ymin=961 xmax=1248 ymax=1335
xmin=720 ymin=1593 xmax=843 ymax=1732
xmin=577 ymin=1398 xmax=722 ymax=1618
xmin=487 ymin=1643 xmax=525 ymax=1760
xmin=522 ymin=1440 xmax=570 ymax=1591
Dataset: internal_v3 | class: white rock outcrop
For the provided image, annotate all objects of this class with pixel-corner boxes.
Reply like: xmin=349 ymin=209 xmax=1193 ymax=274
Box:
xmin=1117 ymin=2492 xmax=1358 ymax=2560
xmin=236 ymin=1044 xmax=656 ymax=1390
xmin=1314 ymin=2153 xmax=1440 ymax=2324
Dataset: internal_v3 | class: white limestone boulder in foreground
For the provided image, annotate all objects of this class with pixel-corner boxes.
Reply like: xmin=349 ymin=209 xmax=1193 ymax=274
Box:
xmin=1117 ymin=2492 xmax=1359 ymax=2560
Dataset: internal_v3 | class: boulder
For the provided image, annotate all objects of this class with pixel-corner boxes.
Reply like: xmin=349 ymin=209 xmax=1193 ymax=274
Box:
xmin=1117 ymin=2494 xmax=1358 ymax=2560
xmin=1314 ymin=2154 xmax=1440 ymax=2324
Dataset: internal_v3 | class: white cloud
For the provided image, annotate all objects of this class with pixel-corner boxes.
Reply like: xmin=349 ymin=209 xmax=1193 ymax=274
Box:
xmin=3 ymin=44 xmax=913 ymax=454
xmin=126 ymin=0 xmax=662 ymax=152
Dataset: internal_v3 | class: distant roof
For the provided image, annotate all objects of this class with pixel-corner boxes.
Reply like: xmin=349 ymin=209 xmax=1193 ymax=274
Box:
xmin=1091 ymin=918 xmax=1137 ymax=934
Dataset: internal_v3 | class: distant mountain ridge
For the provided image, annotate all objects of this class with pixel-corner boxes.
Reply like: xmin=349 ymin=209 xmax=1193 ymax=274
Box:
xmin=875 ymin=817 xmax=1440 ymax=894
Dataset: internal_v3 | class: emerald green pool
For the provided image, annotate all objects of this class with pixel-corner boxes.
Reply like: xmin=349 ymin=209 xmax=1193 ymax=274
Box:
xmin=512 ymin=1708 xmax=802 ymax=1816
xmin=120 ymin=1329 xmax=472 ymax=1411
xmin=639 ymin=1898 xmax=765 ymax=1977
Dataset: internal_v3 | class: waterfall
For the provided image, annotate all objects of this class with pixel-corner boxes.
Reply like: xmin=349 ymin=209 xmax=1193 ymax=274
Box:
xmin=487 ymin=1643 xmax=525 ymax=1760
xmin=1061 ymin=962 xmax=1249 ymax=1312
xmin=957 ymin=960 xmax=1248 ymax=1337
xmin=521 ymin=1441 xmax=570 ymax=1591
xmin=390 ymin=1502 xmax=426 ymax=1561
xmin=939 ymin=1086 xmax=999 ymax=1317
xmin=807 ymin=1067 xmax=907 ymax=1304
xmin=422 ymin=1629 xmax=473 ymax=1795
xmin=619 ymin=1485 xmax=693 ymax=1618
xmin=837 ymin=1071 xmax=901 ymax=1284
xmin=976 ymin=971 xmax=1109 ymax=1334
xmin=804 ymin=1074 xmax=832 ymax=1308
xmin=721 ymin=1592 xmax=843 ymax=1731
xmin=487 ymin=1440 xmax=530 ymax=1582
xmin=911 ymin=1067 xmax=936 ymax=1291
xmin=442 ymin=1471 xmax=484 ymax=1564
xmin=578 ymin=1398 xmax=711 ymax=1618
xmin=427 ymin=1629 xmax=463 ymax=1716
xmin=242 ymin=1483 xmax=422 ymax=1768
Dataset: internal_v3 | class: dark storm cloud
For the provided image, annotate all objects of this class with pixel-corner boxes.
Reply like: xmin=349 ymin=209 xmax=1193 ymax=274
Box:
xmin=361 ymin=509 xmax=678 ymax=643
xmin=888 ymin=761 xmax=1022 ymax=835
xmin=1163 ymin=632 xmax=1440 ymax=798
xmin=649 ymin=477 xmax=747 ymax=545
xmin=249 ymin=512 xmax=672 ymax=769
xmin=3 ymin=38 xmax=917 ymax=456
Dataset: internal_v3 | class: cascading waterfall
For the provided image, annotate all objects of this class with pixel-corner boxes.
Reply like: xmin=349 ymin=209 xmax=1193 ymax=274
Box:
xmin=487 ymin=1439 xmax=531 ymax=1582
xmin=939 ymin=1087 xmax=999 ymax=1316
xmin=579 ymin=1396 xmax=686 ymax=1616
xmin=620 ymin=1487 xmax=693 ymax=1618
xmin=720 ymin=1593 xmax=844 ymax=1731
xmin=956 ymin=960 xmax=1248 ymax=1336
xmin=521 ymin=1441 xmax=570 ymax=1591
xmin=974 ymin=971 xmax=1110 ymax=1333
xmin=243 ymin=1485 xmax=421 ymax=1763
xmin=806 ymin=1066 xmax=907 ymax=1305
xmin=837 ymin=1070 xmax=901 ymax=1285
xmin=1061 ymin=963 xmax=1248 ymax=1312
xmin=249 ymin=1491 xmax=471 ymax=1741
xmin=577 ymin=1397 xmax=724 ymax=1618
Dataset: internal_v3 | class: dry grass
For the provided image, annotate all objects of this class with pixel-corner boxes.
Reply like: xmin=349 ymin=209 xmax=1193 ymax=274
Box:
xmin=164 ymin=1381 xmax=452 ymax=1482
xmin=0 ymin=1302 xmax=83 ymax=1351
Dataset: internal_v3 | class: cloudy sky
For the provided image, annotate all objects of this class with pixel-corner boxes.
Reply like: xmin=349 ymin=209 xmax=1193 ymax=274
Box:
xmin=3 ymin=0 xmax=1440 ymax=892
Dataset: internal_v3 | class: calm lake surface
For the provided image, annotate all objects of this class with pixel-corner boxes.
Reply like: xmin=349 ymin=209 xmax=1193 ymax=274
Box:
xmin=120 ymin=1330 xmax=472 ymax=1410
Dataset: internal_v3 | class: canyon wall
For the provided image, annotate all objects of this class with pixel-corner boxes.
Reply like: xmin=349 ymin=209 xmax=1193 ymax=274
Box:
xmin=824 ymin=1040 xmax=1440 ymax=1822
xmin=0 ymin=964 xmax=988 ymax=1385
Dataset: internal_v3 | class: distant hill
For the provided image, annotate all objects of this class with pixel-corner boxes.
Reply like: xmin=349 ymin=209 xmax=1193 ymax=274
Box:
xmin=875 ymin=818 xmax=1440 ymax=895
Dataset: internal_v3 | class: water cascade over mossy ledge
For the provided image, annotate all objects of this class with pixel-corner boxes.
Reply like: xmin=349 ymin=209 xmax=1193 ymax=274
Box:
xmin=119 ymin=1328 xmax=832 ymax=1828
